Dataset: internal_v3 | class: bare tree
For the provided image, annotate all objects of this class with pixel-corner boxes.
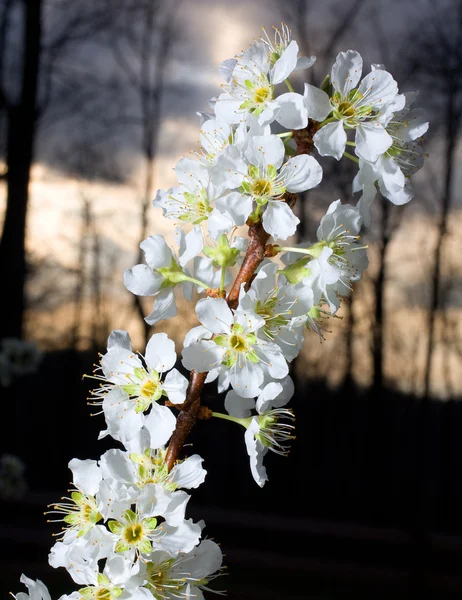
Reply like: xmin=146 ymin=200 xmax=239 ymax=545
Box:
xmin=107 ymin=0 xmax=181 ymax=344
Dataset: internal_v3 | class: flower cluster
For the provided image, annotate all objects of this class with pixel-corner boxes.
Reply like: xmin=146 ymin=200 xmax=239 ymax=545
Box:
xmin=14 ymin=24 xmax=428 ymax=600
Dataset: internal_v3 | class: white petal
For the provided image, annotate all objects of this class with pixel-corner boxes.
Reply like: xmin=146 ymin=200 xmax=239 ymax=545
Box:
xmin=230 ymin=360 xmax=264 ymax=398
xmin=68 ymin=458 xmax=101 ymax=496
xmin=245 ymin=135 xmax=285 ymax=169
xmin=225 ymin=390 xmax=255 ymax=417
xmin=184 ymin=539 xmax=223 ymax=580
xmin=145 ymin=332 xmax=176 ymax=373
xmin=271 ymin=40 xmax=299 ymax=84
xmin=163 ymin=368 xmax=188 ymax=404
xmin=313 ymin=120 xmax=347 ymax=160
xmin=161 ymin=519 xmax=202 ymax=554
xmin=214 ymin=93 xmax=245 ymax=124
xmin=357 ymin=69 xmax=398 ymax=109
xmin=107 ymin=330 xmax=132 ymax=351
xmin=262 ymin=201 xmax=300 ymax=241
xmin=331 ymin=50 xmax=363 ymax=96
xmin=220 ymin=58 xmax=237 ymax=82
xmin=170 ymin=455 xmax=207 ymax=489
xmin=215 ymin=192 xmax=253 ymax=227
xmin=97 ymin=479 xmax=138 ymax=521
xmin=182 ymin=340 xmax=224 ymax=372
xmin=140 ymin=235 xmax=172 ymax=270
xmin=355 ymin=123 xmax=393 ymax=162
xmin=274 ymin=92 xmax=307 ymax=129
xmin=144 ymin=403 xmax=176 ymax=449
xmin=174 ymin=158 xmax=209 ymax=191
xmin=183 ymin=325 xmax=212 ymax=347
xmin=282 ymin=154 xmax=323 ymax=193
xmin=101 ymin=347 xmax=142 ymax=382
xmin=100 ymin=449 xmax=136 ymax=484
xmin=260 ymin=344 xmax=289 ymax=379
xmin=102 ymin=388 xmax=144 ymax=444
xmin=196 ymin=297 xmax=233 ymax=333
xmin=145 ymin=289 xmax=177 ymax=325
xmin=295 ymin=55 xmax=316 ymax=71
xmin=208 ymin=208 xmax=233 ymax=239
xmin=244 ymin=421 xmax=268 ymax=487
xmin=179 ymin=225 xmax=203 ymax=267
xmin=124 ymin=265 xmax=161 ymax=297
xmin=303 ymin=83 xmax=332 ymax=121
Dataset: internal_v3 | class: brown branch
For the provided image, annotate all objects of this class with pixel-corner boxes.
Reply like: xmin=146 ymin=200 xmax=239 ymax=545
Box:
xmin=165 ymin=123 xmax=317 ymax=471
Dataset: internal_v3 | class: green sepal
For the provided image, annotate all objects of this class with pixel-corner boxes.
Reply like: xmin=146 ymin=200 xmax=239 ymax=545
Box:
xmin=114 ymin=541 xmax=129 ymax=553
xmin=71 ymin=491 xmax=84 ymax=504
xmin=98 ymin=574 xmax=110 ymax=587
xmin=108 ymin=520 xmax=123 ymax=535
xmin=279 ymin=257 xmax=311 ymax=284
xmin=320 ymin=74 xmax=333 ymax=97
xmin=139 ymin=539 xmax=153 ymax=555
xmin=157 ymin=258 xmax=187 ymax=287
xmin=123 ymin=509 xmax=137 ymax=523
xmin=144 ymin=517 xmax=158 ymax=531
xmin=213 ymin=335 xmax=227 ymax=347
xmin=203 ymin=234 xmax=240 ymax=268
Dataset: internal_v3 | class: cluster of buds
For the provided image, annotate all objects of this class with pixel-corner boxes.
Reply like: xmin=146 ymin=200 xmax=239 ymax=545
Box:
xmin=14 ymin=23 xmax=428 ymax=600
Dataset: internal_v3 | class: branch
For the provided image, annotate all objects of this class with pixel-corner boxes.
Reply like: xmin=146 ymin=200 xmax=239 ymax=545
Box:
xmin=164 ymin=122 xmax=317 ymax=471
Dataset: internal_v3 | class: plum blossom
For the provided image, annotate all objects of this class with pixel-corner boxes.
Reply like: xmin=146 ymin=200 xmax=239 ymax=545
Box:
xmin=240 ymin=134 xmax=322 ymax=239
xmin=238 ymin=262 xmax=313 ymax=360
xmin=221 ymin=377 xmax=295 ymax=486
xmin=182 ymin=297 xmax=288 ymax=398
xmin=308 ymin=51 xmax=399 ymax=161
xmin=87 ymin=330 xmax=187 ymax=447
xmin=215 ymin=37 xmax=313 ymax=127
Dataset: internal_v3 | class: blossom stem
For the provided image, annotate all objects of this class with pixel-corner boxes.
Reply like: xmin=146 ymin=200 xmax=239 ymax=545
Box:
xmin=275 ymin=245 xmax=315 ymax=256
xmin=219 ymin=267 xmax=226 ymax=293
xmin=211 ymin=411 xmax=248 ymax=428
xmin=345 ymin=141 xmax=356 ymax=147
xmin=284 ymin=78 xmax=295 ymax=93
xmin=318 ymin=116 xmax=336 ymax=127
xmin=343 ymin=151 xmax=359 ymax=164
xmin=276 ymin=132 xmax=293 ymax=139
xmin=182 ymin=276 xmax=210 ymax=290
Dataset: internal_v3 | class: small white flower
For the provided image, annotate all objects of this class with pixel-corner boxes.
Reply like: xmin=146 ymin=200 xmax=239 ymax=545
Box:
xmin=353 ymin=92 xmax=429 ymax=224
xmin=13 ymin=576 xmax=52 ymax=600
xmin=215 ymin=38 xmax=312 ymax=127
xmin=124 ymin=234 xmax=203 ymax=326
xmin=223 ymin=378 xmax=295 ymax=486
xmin=124 ymin=539 xmax=224 ymax=600
xmin=241 ymin=134 xmax=322 ymax=240
xmin=238 ymin=262 xmax=312 ymax=360
xmin=46 ymin=458 xmax=103 ymax=538
xmin=87 ymin=330 xmax=187 ymax=447
xmin=182 ymin=297 xmax=289 ymax=398
xmin=310 ymin=50 xmax=399 ymax=161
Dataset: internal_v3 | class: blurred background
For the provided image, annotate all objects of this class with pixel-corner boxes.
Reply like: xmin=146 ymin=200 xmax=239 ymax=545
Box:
xmin=0 ymin=0 xmax=461 ymax=597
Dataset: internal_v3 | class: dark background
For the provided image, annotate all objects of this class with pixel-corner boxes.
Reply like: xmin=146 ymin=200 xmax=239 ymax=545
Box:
xmin=0 ymin=0 xmax=462 ymax=598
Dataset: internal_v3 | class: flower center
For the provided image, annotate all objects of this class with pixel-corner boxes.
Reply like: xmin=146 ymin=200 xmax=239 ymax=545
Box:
xmin=337 ymin=100 xmax=356 ymax=118
xmin=124 ymin=523 xmax=144 ymax=544
xmin=141 ymin=378 xmax=159 ymax=399
xmin=252 ymin=178 xmax=272 ymax=197
xmin=253 ymin=86 xmax=270 ymax=104
xmin=229 ymin=334 xmax=248 ymax=352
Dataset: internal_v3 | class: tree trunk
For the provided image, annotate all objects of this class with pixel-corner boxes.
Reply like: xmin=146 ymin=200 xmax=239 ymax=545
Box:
xmin=0 ymin=0 xmax=42 ymax=340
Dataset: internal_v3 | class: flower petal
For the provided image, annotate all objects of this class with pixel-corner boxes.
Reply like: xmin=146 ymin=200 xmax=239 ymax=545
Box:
xmin=262 ymin=201 xmax=300 ymax=241
xmin=313 ymin=120 xmax=347 ymax=161
xmin=145 ymin=289 xmax=177 ymax=326
xmin=163 ymin=368 xmax=189 ymax=404
xmin=124 ymin=265 xmax=162 ymax=297
xmin=145 ymin=332 xmax=176 ymax=373
xmin=245 ymin=135 xmax=285 ymax=169
xmin=196 ymin=297 xmax=233 ymax=333
xmin=282 ymin=154 xmax=323 ymax=193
